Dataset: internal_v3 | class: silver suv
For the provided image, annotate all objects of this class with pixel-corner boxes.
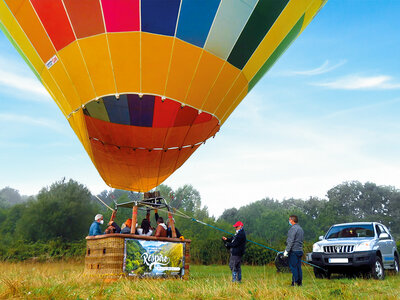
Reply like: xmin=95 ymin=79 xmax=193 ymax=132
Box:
xmin=310 ymin=222 xmax=399 ymax=279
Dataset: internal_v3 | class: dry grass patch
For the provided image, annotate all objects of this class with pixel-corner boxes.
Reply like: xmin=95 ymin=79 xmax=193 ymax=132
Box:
xmin=0 ymin=262 xmax=399 ymax=299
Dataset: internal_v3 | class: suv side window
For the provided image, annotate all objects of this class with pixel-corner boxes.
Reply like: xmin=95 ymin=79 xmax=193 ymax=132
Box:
xmin=378 ymin=224 xmax=390 ymax=239
xmin=375 ymin=225 xmax=381 ymax=237
xmin=382 ymin=225 xmax=392 ymax=238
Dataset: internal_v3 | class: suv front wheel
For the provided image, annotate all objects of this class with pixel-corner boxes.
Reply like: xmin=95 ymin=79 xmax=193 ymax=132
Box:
xmin=370 ymin=256 xmax=385 ymax=280
xmin=393 ymin=256 xmax=399 ymax=274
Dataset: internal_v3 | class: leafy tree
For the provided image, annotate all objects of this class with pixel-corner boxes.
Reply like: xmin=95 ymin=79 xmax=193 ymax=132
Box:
xmin=0 ymin=202 xmax=28 ymax=240
xmin=0 ymin=195 xmax=5 ymax=209
xmin=0 ymin=187 xmax=26 ymax=207
xmin=301 ymin=197 xmax=327 ymax=220
xmin=173 ymin=184 xmax=201 ymax=214
xmin=156 ymin=184 xmax=174 ymax=202
xmin=15 ymin=179 xmax=97 ymax=242
xmin=219 ymin=208 xmax=238 ymax=224
xmin=326 ymin=181 xmax=400 ymax=238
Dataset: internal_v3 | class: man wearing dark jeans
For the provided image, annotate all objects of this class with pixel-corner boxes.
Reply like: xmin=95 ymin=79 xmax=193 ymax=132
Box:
xmin=283 ymin=215 xmax=304 ymax=286
xmin=222 ymin=221 xmax=246 ymax=283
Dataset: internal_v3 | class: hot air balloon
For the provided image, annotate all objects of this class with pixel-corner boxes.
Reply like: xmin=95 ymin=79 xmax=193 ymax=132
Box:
xmin=0 ymin=0 xmax=326 ymax=192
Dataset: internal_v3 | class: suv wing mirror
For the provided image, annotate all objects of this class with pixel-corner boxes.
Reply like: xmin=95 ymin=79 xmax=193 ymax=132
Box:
xmin=319 ymin=235 xmax=324 ymax=241
xmin=379 ymin=233 xmax=389 ymax=240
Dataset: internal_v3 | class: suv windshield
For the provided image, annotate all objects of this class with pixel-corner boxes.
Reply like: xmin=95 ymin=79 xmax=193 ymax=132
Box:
xmin=325 ymin=224 xmax=374 ymax=239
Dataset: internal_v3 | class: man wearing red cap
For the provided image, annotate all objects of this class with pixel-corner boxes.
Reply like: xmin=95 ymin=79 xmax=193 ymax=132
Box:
xmin=222 ymin=221 xmax=247 ymax=282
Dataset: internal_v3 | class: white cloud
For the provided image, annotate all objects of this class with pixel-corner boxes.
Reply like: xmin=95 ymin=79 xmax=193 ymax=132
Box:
xmin=0 ymin=113 xmax=68 ymax=134
xmin=0 ymin=68 xmax=49 ymax=99
xmin=321 ymin=97 xmax=400 ymax=120
xmin=288 ymin=60 xmax=346 ymax=76
xmin=314 ymin=74 xmax=400 ymax=90
xmin=0 ymin=56 xmax=50 ymax=101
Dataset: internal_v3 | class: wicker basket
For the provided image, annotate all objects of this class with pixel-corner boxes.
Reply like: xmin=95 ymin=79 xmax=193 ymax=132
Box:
xmin=84 ymin=234 xmax=191 ymax=280
xmin=85 ymin=236 xmax=125 ymax=279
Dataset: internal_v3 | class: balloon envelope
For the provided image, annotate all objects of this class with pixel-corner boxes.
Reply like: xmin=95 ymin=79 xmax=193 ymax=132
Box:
xmin=0 ymin=0 xmax=326 ymax=191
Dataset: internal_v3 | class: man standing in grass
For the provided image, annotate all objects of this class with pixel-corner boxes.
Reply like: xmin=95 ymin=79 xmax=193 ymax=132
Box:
xmin=283 ymin=215 xmax=304 ymax=286
xmin=222 ymin=221 xmax=247 ymax=283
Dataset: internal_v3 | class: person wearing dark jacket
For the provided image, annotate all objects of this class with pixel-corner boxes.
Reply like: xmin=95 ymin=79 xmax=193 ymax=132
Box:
xmin=222 ymin=221 xmax=246 ymax=283
xmin=166 ymin=218 xmax=182 ymax=238
xmin=283 ymin=215 xmax=304 ymax=286
xmin=105 ymin=221 xmax=121 ymax=234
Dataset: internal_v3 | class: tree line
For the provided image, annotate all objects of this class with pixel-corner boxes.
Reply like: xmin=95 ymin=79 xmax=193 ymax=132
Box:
xmin=0 ymin=179 xmax=399 ymax=263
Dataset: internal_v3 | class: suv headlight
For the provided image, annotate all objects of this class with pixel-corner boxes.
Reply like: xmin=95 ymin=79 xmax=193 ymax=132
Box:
xmin=354 ymin=242 xmax=372 ymax=251
xmin=313 ymin=243 xmax=323 ymax=252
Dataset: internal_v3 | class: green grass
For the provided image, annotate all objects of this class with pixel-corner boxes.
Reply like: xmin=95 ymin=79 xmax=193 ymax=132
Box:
xmin=0 ymin=262 xmax=399 ymax=299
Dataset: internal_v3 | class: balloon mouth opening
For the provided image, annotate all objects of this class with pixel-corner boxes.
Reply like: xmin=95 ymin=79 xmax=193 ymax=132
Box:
xmin=82 ymin=92 xmax=220 ymax=150
xmin=82 ymin=93 xmax=216 ymax=128
xmin=80 ymin=93 xmax=220 ymax=191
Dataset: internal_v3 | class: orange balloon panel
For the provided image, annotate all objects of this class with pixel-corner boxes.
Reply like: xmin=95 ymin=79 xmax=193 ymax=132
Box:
xmin=0 ymin=0 xmax=326 ymax=191
xmin=89 ymin=132 xmax=202 ymax=192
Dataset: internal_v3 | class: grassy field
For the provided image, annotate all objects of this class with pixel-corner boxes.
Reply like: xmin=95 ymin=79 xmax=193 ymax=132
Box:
xmin=0 ymin=261 xmax=399 ymax=299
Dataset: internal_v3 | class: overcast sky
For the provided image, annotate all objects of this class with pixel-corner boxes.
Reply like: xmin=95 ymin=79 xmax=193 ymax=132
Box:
xmin=1 ymin=1 xmax=400 ymax=217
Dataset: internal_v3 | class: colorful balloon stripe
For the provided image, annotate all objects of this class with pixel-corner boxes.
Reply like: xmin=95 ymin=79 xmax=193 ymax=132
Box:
xmin=30 ymin=0 xmax=75 ymax=51
xmin=103 ymin=94 xmax=131 ymax=126
xmin=64 ymin=0 xmax=105 ymax=38
xmin=249 ymin=14 xmax=304 ymax=91
xmin=84 ymin=94 xmax=216 ymax=129
xmin=141 ymin=0 xmax=180 ymax=36
xmin=204 ymin=0 xmax=258 ymax=60
xmin=101 ymin=0 xmax=140 ymax=33
xmin=227 ymin=0 xmax=290 ymax=69
xmin=176 ymin=0 xmax=220 ymax=48
xmin=128 ymin=94 xmax=155 ymax=128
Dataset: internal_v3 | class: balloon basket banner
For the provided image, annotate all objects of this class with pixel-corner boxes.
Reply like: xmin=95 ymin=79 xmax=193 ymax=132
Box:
xmin=84 ymin=234 xmax=190 ymax=280
xmin=124 ymin=239 xmax=185 ymax=278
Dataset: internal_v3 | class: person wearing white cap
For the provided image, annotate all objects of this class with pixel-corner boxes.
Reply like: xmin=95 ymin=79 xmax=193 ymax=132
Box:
xmin=88 ymin=214 xmax=104 ymax=236
xmin=222 ymin=221 xmax=247 ymax=282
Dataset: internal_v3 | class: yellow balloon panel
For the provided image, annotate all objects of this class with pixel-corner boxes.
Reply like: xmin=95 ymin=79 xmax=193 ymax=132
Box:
xmin=108 ymin=32 xmax=141 ymax=94
xmin=221 ymin=86 xmax=248 ymax=125
xmin=185 ymin=50 xmax=225 ymax=111
xmin=201 ymin=62 xmax=241 ymax=116
xmin=58 ymin=41 xmax=96 ymax=106
xmin=141 ymin=33 xmax=173 ymax=96
xmin=78 ymin=34 xmax=116 ymax=100
xmin=3 ymin=0 xmax=24 ymax=13
xmin=165 ymin=38 xmax=202 ymax=103
xmin=214 ymin=73 xmax=248 ymax=119
xmin=47 ymin=59 xmax=81 ymax=113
